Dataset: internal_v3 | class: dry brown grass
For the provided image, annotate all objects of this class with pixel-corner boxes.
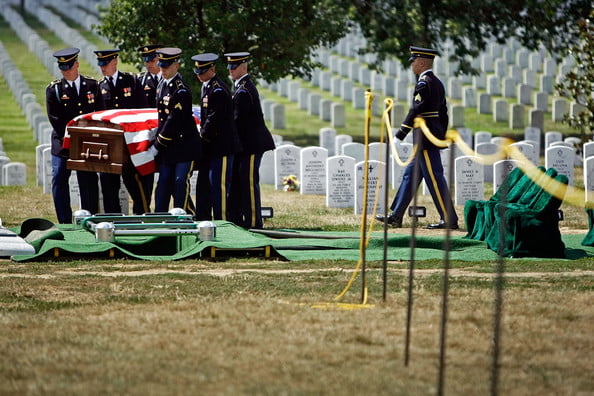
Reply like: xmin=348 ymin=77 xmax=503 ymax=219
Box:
xmin=0 ymin=165 xmax=592 ymax=395
xmin=0 ymin=265 xmax=592 ymax=395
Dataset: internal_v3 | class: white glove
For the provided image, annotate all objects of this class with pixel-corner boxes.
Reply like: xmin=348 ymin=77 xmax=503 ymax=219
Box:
xmin=148 ymin=145 xmax=158 ymax=157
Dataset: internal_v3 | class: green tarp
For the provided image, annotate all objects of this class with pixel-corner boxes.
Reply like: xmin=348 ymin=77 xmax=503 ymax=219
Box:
xmin=9 ymin=218 xmax=594 ymax=262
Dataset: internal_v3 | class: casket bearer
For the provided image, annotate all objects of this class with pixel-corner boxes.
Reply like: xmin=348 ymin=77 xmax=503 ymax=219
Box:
xmin=94 ymin=48 xmax=153 ymax=214
xmin=150 ymin=47 xmax=202 ymax=215
xmin=46 ymin=47 xmax=99 ymax=223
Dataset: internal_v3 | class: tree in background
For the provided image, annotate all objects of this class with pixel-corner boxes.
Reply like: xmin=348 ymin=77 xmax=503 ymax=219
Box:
xmin=555 ymin=11 xmax=594 ymax=141
xmin=97 ymin=0 xmax=350 ymax=98
xmin=339 ymin=0 xmax=592 ymax=76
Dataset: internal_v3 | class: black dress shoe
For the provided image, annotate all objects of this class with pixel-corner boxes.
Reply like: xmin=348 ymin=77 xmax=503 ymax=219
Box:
xmin=375 ymin=214 xmax=403 ymax=228
xmin=426 ymin=220 xmax=459 ymax=230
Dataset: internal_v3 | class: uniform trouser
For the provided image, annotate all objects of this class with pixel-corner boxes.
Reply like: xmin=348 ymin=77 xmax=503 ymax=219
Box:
xmin=154 ymin=160 xmax=195 ymax=215
xmin=196 ymin=155 xmax=234 ymax=221
xmin=122 ymin=162 xmax=154 ymax=215
xmin=228 ymin=153 xmax=264 ymax=229
xmin=51 ymin=155 xmax=99 ymax=223
xmin=390 ymin=148 xmax=458 ymax=224
xmin=99 ymin=172 xmax=122 ymax=213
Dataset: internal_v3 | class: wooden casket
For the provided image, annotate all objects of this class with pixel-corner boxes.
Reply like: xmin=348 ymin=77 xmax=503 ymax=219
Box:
xmin=65 ymin=109 xmax=160 ymax=175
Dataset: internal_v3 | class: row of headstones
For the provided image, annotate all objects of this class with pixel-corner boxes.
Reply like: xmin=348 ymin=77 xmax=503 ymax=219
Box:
xmin=0 ymin=139 xmax=26 ymax=186
xmin=324 ymin=44 xmax=573 ymax=131
xmin=331 ymin=29 xmax=575 ymax=86
xmin=311 ymin=32 xmax=580 ymax=131
xmin=2 ymin=5 xmax=61 ymax=76
xmin=259 ymin=142 xmax=591 ymax=214
xmin=42 ymin=0 xmax=110 ymax=45
xmin=0 ymin=40 xmax=53 ymax=143
xmin=276 ymin=126 xmax=593 ymax=188
xmin=21 ymin=0 xmax=102 ymax=75
xmin=266 ymin=134 xmax=579 ymax=188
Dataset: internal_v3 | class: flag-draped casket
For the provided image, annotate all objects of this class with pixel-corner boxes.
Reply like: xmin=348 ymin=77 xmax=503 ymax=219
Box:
xmin=64 ymin=108 xmax=200 ymax=175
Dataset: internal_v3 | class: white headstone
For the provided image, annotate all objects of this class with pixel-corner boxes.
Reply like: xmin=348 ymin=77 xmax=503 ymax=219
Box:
xmin=391 ymin=142 xmax=413 ymax=189
xmin=259 ymin=150 xmax=275 ymax=185
xmin=354 ymin=160 xmax=386 ymax=215
xmin=68 ymin=171 xmax=81 ymax=210
xmin=368 ymin=142 xmax=387 ymax=163
xmin=42 ymin=147 xmax=52 ymax=194
xmin=319 ymin=128 xmax=336 ymax=157
xmin=2 ymin=162 xmax=26 ymax=186
xmin=300 ymin=147 xmax=328 ymax=195
xmin=274 ymin=144 xmax=301 ymax=190
xmin=510 ymin=142 xmax=538 ymax=166
xmin=36 ymin=144 xmax=51 ymax=186
xmin=545 ymin=131 xmax=563 ymax=149
xmin=326 ymin=155 xmax=355 ymax=208
xmin=584 ymin=156 xmax=594 ymax=203
xmin=476 ymin=142 xmax=499 ymax=183
xmin=474 ymin=131 xmax=492 ymax=150
xmin=583 ymin=141 xmax=594 ymax=162
xmin=545 ymin=145 xmax=575 ymax=186
xmin=335 ymin=134 xmax=353 ymax=155
xmin=454 ymin=156 xmax=484 ymax=206
xmin=342 ymin=142 xmax=365 ymax=164
xmin=493 ymin=159 xmax=520 ymax=192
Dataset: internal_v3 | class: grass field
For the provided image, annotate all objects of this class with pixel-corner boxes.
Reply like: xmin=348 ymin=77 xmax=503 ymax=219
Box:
xmin=0 ymin=5 xmax=593 ymax=395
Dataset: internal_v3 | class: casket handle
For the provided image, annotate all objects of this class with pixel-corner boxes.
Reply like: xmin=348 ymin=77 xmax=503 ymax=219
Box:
xmin=81 ymin=148 xmax=109 ymax=160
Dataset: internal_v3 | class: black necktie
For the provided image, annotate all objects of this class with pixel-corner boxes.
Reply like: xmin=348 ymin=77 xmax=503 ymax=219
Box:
xmin=72 ymin=81 xmax=78 ymax=96
xmin=108 ymin=76 xmax=115 ymax=89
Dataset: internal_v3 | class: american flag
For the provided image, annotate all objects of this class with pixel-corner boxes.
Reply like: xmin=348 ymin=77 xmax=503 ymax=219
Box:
xmin=64 ymin=108 xmax=200 ymax=176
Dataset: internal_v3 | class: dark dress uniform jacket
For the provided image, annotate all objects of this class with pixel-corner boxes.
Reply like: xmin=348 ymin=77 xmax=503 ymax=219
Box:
xmin=233 ymin=76 xmax=275 ymax=154
xmin=155 ymin=74 xmax=202 ymax=163
xmin=138 ymin=71 xmax=160 ymax=108
xmin=398 ymin=71 xmax=448 ymax=150
xmin=46 ymin=75 xmax=98 ymax=157
xmin=199 ymin=75 xmax=242 ymax=159
xmin=96 ymin=71 xmax=147 ymax=110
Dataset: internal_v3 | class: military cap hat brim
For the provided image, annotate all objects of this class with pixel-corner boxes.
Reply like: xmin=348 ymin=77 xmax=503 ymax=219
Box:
xmin=94 ymin=49 xmax=120 ymax=66
xmin=156 ymin=47 xmax=182 ymax=67
xmin=408 ymin=46 xmax=439 ymax=62
xmin=224 ymin=51 xmax=250 ymax=69
xmin=53 ymin=47 xmax=80 ymax=70
xmin=191 ymin=53 xmax=219 ymax=74
xmin=138 ymin=44 xmax=164 ymax=62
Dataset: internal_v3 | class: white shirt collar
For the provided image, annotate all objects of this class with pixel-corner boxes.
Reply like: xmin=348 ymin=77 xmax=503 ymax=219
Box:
xmin=234 ymin=73 xmax=248 ymax=88
xmin=67 ymin=75 xmax=80 ymax=90
xmin=108 ymin=70 xmax=120 ymax=85
xmin=164 ymin=73 xmax=179 ymax=85
xmin=419 ymin=69 xmax=432 ymax=79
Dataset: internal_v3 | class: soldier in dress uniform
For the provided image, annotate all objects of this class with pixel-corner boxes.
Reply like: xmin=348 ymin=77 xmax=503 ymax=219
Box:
xmin=46 ymin=47 xmax=99 ymax=223
xmin=376 ymin=46 xmax=459 ymax=230
xmin=191 ymin=53 xmax=242 ymax=221
xmin=94 ymin=48 xmax=153 ymax=215
xmin=150 ymin=47 xmax=201 ymax=215
xmin=137 ymin=44 xmax=162 ymax=108
xmin=225 ymin=52 xmax=275 ymax=229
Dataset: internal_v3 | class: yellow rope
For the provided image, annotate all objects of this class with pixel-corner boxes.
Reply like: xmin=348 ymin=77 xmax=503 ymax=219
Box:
xmin=331 ymin=96 xmax=593 ymax=307
xmin=334 ymin=90 xmax=377 ymax=304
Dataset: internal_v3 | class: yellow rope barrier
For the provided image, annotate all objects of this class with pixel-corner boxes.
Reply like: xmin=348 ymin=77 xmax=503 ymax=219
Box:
xmin=327 ymin=95 xmax=593 ymax=309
